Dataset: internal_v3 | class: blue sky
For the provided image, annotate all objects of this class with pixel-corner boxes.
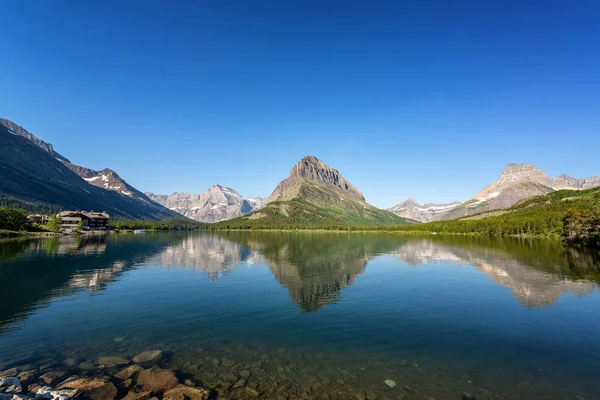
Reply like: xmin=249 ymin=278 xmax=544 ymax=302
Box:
xmin=2 ymin=1 xmax=599 ymax=208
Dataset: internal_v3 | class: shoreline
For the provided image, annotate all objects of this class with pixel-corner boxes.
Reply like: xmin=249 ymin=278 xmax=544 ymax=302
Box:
xmin=0 ymin=228 xmax=565 ymax=241
xmin=208 ymin=228 xmax=563 ymax=240
xmin=0 ymin=230 xmax=114 ymax=239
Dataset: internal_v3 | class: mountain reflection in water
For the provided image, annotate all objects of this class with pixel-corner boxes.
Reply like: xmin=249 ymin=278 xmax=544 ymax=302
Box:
xmin=1 ymin=232 xmax=600 ymax=400
xmin=1 ymin=232 xmax=599 ymax=329
xmin=0 ymin=233 xmax=177 ymax=332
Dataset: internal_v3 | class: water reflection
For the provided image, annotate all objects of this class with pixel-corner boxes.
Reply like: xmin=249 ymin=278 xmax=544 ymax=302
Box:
xmin=231 ymin=233 xmax=402 ymax=311
xmin=391 ymin=238 xmax=599 ymax=306
xmin=151 ymin=234 xmax=265 ymax=279
xmin=217 ymin=233 xmax=600 ymax=309
xmin=0 ymin=233 xmax=183 ymax=332
xmin=1 ymin=232 xmax=599 ymax=329
xmin=1 ymin=232 xmax=600 ymax=399
xmin=0 ymin=235 xmax=109 ymax=261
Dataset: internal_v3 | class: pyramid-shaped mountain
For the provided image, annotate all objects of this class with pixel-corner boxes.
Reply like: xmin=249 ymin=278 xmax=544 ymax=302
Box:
xmin=216 ymin=156 xmax=410 ymax=227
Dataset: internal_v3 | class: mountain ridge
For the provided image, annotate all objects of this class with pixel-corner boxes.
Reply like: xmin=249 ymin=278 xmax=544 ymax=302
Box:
xmin=0 ymin=118 xmax=179 ymax=220
xmin=60 ymin=161 xmax=152 ymax=201
xmin=0 ymin=118 xmax=70 ymax=163
xmin=146 ymin=185 xmax=267 ymax=223
xmin=390 ymin=163 xmax=600 ymax=222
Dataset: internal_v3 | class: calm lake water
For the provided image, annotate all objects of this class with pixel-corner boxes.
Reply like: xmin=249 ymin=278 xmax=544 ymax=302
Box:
xmin=1 ymin=232 xmax=599 ymax=399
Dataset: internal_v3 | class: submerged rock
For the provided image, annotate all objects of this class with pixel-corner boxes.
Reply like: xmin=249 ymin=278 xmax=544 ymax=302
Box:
xmin=123 ymin=392 xmax=152 ymax=400
xmin=114 ymin=365 xmax=142 ymax=381
xmin=53 ymin=379 xmax=115 ymax=400
xmin=77 ymin=362 xmax=96 ymax=371
xmin=0 ymin=377 xmax=22 ymax=393
xmin=163 ymin=385 xmax=209 ymax=400
xmin=39 ymin=372 xmax=67 ymax=387
xmin=232 ymin=379 xmax=246 ymax=389
xmin=62 ymin=359 xmax=77 ymax=368
xmin=16 ymin=371 xmax=37 ymax=387
xmin=98 ymin=357 xmax=129 ymax=367
xmin=0 ymin=395 xmax=33 ymax=400
xmin=55 ymin=377 xmax=106 ymax=392
xmin=85 ymin=383 xmax=117 ymax=400
xmin=220 ymin=359 xmax=235 ymax=368
xmin=140 ymin=369 xmax=178 ymax=394
xmin=118 ymin=380 xmax=133 ymax=390
xmin=0 ymin=371 xmax=17 ymax=380
xmin=239 ymin=370 xmax=251 ymax=379
xmin=384 ymin=379 xmax=396 ymax=388
xmin=132 ymin=351 xmax=162 ymax=367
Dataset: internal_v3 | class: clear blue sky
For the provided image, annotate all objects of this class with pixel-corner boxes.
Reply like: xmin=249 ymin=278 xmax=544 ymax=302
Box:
xmin=2 ymin=1 xmax=599 ymax=208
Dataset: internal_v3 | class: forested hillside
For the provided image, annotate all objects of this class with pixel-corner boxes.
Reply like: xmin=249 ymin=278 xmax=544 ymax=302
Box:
xmin=380 ymin=187 xmax=600 ymax=246
xmin=209 ymin=197 xmax=412 ymax=230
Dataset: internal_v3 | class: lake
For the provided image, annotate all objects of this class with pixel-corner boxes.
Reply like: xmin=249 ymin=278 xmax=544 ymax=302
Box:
xmin=1 ymin=232 xmax=599 ymax=399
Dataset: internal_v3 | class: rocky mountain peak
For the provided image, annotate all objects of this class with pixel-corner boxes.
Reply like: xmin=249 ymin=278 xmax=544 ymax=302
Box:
xmin=500 ymin=163 xmax=545 ymax=176
xmin=472 ymin=163 xmax=549 ymax=201
xmin=146 ymin=186 xmax=266 ymax=223
xmin=281 ymin=155 xmax=365 ymax=202
xmin=207 ymin=185 xmax=244 ymax=201
xmin=60 ymin=161 xmax=141 ymax=198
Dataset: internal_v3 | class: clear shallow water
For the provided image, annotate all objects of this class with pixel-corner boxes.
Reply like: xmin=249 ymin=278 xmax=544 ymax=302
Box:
xmin=1 ymin=232 xmax=599 ymax=399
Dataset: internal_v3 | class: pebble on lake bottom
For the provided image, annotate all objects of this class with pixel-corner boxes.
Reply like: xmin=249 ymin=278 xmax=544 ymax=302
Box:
xmin=384 ymin=379 xmax=396 ymax=388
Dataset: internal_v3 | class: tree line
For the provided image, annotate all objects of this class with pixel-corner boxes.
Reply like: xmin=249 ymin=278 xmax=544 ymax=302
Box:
xmin=0 ymin=205 xmax=205 ymax=234
xmin=209 ymin=188 xmax=600 ymax=248
xmin=108 ymin=218 xmax=206 ymax=231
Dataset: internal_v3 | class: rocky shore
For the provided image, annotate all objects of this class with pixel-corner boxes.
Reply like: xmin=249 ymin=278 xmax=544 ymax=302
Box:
xmin=0 ymin=350 xmax=214 ymax=400
xmin=0 ymin=345 xmax=430 ymax=400
xmin=0 ymin=342 xmax=586 ymax=400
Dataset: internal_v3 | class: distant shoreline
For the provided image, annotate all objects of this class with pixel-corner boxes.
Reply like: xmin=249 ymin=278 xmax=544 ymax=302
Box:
xmin=0 ymin=229 xmax=112 ymax=239
xmin=0 ymin=227 xmax=577 ymax=246
xmin=208 ymin=227 xmax=563 ymax=239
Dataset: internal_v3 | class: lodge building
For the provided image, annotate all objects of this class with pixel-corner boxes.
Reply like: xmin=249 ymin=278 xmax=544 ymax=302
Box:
xmin=58 ymin=211 xmax=110 ymax=231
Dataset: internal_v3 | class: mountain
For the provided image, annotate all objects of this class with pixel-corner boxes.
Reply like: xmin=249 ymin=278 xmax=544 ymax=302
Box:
xmin=388 ymin=198 xmax=462 ymax=223
xmin=146 ymin=185 xmax=267 ymax=223
xmin=452 ymin=163 xmax=600 ymax=218
xmin=60 ymin=161 xmax=149 ymax=199
xmin=0 ymin=119 xmax=179 ymax=220
xmin=268 ymin=155 xmax=365 ymax=203
xmin=390 ymin=163 xmax=600 ymax=222
xmin=390 ymin=185 xmax=600 ymax=239
xmin=0 ymin=118 xmax=70 ymax=163
xmin=213 ymin=155 xmax=410 ymax=227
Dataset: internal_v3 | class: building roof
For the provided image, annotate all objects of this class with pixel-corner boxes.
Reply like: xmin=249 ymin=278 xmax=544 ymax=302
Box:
xmin=58 ymin=211 xmax=110 ymax=219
